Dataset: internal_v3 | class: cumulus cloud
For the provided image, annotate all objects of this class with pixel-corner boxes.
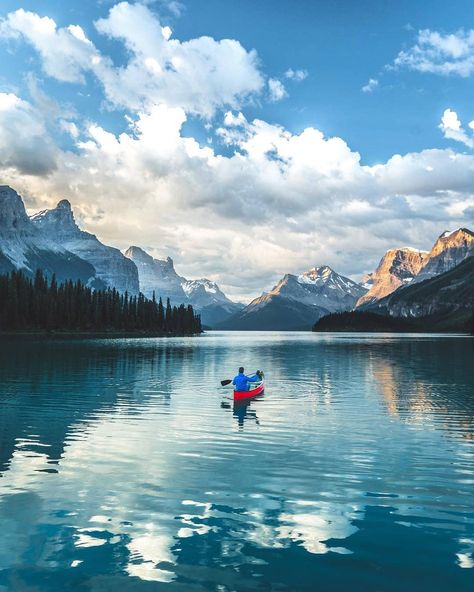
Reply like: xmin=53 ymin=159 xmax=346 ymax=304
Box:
xmin=268 ymin=78 xmax=287 ymax=102
xmin=0 ymin=93 xmax=57 ymax=175
xmin=0 ymin=9 xmax=99 ymax=83
xmin=2 ymin=100 xmax=473 ymax=297
xmin=361 ymin=78 xmax=379 ymax=93
xmin=394 ymin=29 xmax=474 ymax=77
xmin=0 ymin=5 xmax=473 ymax=298
xmin=0 ymin=3 xmax=264 ymax=118
xmin=439 ymin=108 xmax=474 ymax=148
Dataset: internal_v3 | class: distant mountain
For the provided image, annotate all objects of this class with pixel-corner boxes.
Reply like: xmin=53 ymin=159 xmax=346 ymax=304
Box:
xmin=182 ymin=278 xmax=244 ymax=326
xmin=365 ymin=256 xmax=474 ymax=331
xmin=125 ymin=246 xmax=242 ymax=326
xmin=0 ymin=186 xmax=97 ymax=284
xmin=124 ymin=246 xmax=186 ymax=302
xmin=218 ymin=265 xmax=367 ymax=331
xmin=357 ymin=248 xmax=429 ymax=307
xmin=357 ymin=228 xmax=474 ymax=307
xmin=415 ymin=228 xmax=474 ymax=282
xmin=31 ymin=200 xmax=139 ymax=294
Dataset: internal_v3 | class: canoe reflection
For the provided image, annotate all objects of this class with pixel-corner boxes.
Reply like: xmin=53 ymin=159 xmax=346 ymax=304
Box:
xmin=220 ymin=396 xmax=263 ymax=428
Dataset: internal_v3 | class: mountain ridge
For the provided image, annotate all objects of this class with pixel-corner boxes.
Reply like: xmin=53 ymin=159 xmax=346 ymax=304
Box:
xmin=218 ymin=266 xmax=366 ymax=330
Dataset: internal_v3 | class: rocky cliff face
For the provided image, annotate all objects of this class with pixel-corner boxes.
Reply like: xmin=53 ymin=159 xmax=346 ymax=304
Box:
xmin=415 ymin=228 xmax=474 ymax=281
xmin=32 ymin=201 xmax=139 ymax=294
xmin=125 ymin=246 xmax=242 ymax=326
xmin=0 ymin=186 xmax=96 ymax=283
xmin=366 ymin=255 xmax=474 ymax=331
xmin=124 ymin=246 xmax=186 ymax=302
xmin=357 ymin=248 xmax=429 ymax=307
xmin=218 ymin=265 xmax=367 ymax=330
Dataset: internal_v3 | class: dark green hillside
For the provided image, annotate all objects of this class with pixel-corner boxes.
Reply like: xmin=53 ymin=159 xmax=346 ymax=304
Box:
xmin=313 ymin=311 xmax=422 ymax=332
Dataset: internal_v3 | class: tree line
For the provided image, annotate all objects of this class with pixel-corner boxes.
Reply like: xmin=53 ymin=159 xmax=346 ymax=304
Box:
xmin=0 ymin=270 xmax=202 ymax=334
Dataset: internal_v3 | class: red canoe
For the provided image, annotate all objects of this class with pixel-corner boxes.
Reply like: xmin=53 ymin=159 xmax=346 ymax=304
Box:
xmin=234 ymin=377 xmax=265 ymax=401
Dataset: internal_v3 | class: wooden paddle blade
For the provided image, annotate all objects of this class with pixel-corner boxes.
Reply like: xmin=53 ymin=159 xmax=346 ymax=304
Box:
xmin=221 ymin=379 xmax=232 ymax=386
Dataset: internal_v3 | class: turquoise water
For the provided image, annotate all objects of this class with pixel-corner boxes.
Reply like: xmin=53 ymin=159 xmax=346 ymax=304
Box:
xmin=0 ymin=331 xmax=473 ymax=591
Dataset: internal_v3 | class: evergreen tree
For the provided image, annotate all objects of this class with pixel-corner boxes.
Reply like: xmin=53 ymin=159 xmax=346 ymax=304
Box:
xmin=0 ymin=270 xmax=202 ymax=335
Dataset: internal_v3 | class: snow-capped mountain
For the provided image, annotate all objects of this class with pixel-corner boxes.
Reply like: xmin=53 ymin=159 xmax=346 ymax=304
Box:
xmin=125 ymin=246 xmax=242 ymax=326
xmin=31 ymin=200 xmax=139 ymax=294
xmin=182 ymin=278 xmax=231 ymax=307
xmin=219 ymin=265 xmax=367 ymax=330
xmin=415 ymin=228 xmax=474 ymax=282
xmin=356 ymin=248 xmax=429 ymax=307
xmin=0 ymin=186 xmax=96 ymax=284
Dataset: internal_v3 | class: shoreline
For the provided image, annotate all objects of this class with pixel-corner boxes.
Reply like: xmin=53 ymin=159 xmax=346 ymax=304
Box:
xmin=0 ymin=330 xmax=203 ymax=340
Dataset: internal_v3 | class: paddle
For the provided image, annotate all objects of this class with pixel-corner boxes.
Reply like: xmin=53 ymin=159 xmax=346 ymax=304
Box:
xmin=221 ymin=379 xmax=232 ymax=386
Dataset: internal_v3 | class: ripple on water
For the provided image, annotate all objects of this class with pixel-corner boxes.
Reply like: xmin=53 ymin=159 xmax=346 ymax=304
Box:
xmin=0 ymin=333 xmax=473 ymax=591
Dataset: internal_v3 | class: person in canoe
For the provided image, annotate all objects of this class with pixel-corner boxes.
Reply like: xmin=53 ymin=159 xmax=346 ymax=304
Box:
xmin=232 ymin=367 xmax=261 ymax=392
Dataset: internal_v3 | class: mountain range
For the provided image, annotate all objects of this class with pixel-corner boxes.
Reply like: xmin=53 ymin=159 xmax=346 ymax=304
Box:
xmin=317 ymin=255 xmax=474 ymax=333
xmin=0 ymin=186 xmax=241 ymax=325
xmin=0 ymin=185 xmax=472 ymax=331
xmin=365 ymin=255 xmax=474 ymax=331
xmin=217 ymin=266 xmax=367 ymax=330
xmin=124 ymin=246 xmax=243 ymax=326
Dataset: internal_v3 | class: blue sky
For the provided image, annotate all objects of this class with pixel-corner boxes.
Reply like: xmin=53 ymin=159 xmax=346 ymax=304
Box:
xmin=2 ymin=0 xmax=473 ymax=161
xmin=0 ymin=0 xmax=473 ymax=298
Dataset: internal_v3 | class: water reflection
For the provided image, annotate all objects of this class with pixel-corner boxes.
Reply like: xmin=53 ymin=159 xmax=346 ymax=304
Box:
xmin=0 ymin=333 xmax=473 ymax=591
xmin=221 ymin=397 xmax=262 ymax=429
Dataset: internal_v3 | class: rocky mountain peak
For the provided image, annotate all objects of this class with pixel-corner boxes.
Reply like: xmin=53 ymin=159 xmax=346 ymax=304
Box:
xmin=0 ymin=185 xmax=31 ymax=232
xmin=31 ymin=199 xmax=79 ymax=234
xmin=124 ymin=246 xmax=153 ymax=264
xmin=416 ymin=227 xmax=474 ymax=282
xmin=357 ymin=247 xmax=428 ymax=307
xmin=298 ymin=265 xmax=335 ymax=285
xmin=432 ymin=228 xmax=474 ymax=253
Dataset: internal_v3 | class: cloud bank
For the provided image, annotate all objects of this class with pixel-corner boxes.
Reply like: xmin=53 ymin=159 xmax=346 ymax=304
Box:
xmin=0 ymin=4 xmax=473 ymax=300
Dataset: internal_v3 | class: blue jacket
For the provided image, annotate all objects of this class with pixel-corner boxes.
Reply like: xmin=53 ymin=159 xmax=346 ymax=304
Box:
xmin=232 ymin=372 xmax=258 ymax=392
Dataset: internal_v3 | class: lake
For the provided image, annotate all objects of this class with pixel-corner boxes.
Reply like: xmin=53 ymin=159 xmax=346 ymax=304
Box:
xmin=0 ymin=331 xmax=473 ymax=591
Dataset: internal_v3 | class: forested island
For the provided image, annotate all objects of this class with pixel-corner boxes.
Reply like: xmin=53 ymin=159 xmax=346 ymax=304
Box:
xmin=0 ymin=270 xmax=202 ymax=336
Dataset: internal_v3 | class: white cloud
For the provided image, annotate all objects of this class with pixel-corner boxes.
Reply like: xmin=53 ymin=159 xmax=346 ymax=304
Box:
xmin=0 ymin=93 xmax=57 ymax=175
xmin=394 ymin=29 xmax=474 ymax=77
xmin=268 ymin=78 xmax=287 ymax=102
xmin=0 ymin=6 xmax=473 ymax=299
xmin=439 ymin=108 xmax=474 ymax=148
xmin=0 ymin=3 xmax=265 ymax=118
xmin=2 ymin=101 xmax=472 ymax=298
xmin=285 ymin=68 xmax=308 ymax=82
xmin=0 ymin=9 xmax=99 ymax=83
xmin=361 ymin=78 xmax=379 ymax=93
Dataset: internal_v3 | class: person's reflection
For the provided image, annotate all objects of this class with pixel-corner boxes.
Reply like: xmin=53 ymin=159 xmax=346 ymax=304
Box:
xmin=221 ymin=398 xmax=261 ymax=429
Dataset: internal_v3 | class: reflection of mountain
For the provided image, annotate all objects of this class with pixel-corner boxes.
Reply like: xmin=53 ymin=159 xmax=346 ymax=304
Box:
xmin=369 ymin=338 xmax=474 ymax=433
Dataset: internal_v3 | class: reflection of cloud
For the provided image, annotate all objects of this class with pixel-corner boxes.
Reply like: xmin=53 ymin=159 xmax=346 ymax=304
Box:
xmin=457 ymin=538 xmax=474 ymax=569
xmin=248 ymin=499 xmax=360 ymax=555
xmin=127 ymin=531 xmax=175 ymax=582
xmin=277 ymin=501 xmax=358 ymax=555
